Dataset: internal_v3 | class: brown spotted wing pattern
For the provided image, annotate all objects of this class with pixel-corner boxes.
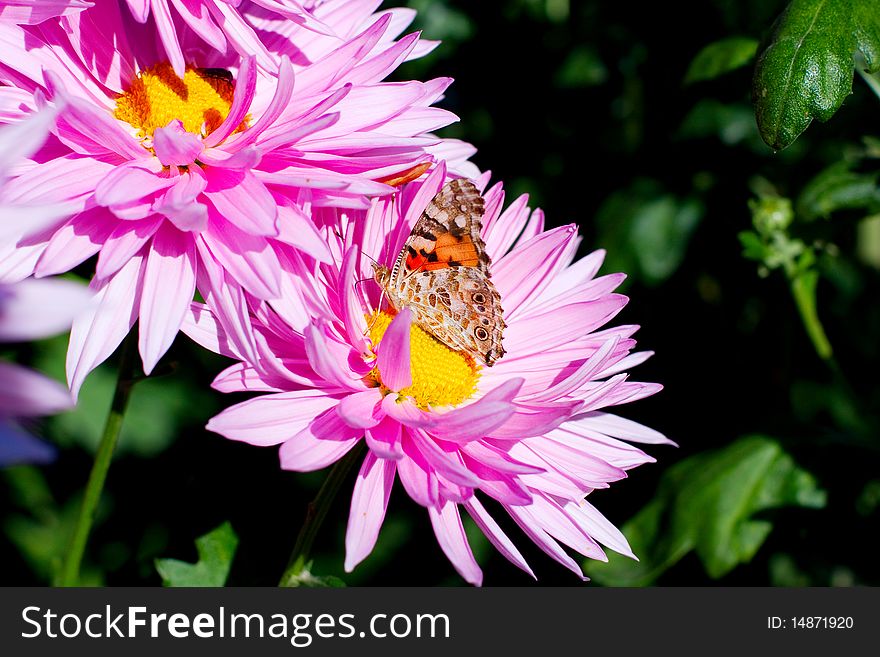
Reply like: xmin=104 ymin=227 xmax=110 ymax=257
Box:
xmin=373 ymin=178 xmax=506 ymax=366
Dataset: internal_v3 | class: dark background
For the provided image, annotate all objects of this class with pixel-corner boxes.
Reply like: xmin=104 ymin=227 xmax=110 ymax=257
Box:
xmin=2 ymin=0 xmax=879 ymax=586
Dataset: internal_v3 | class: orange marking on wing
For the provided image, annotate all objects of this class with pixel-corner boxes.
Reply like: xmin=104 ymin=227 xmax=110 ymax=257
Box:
xmin=376 ymin=162 xmax=432 ymax=187
xmin=435 ymin=233 xmax=480 ymax=266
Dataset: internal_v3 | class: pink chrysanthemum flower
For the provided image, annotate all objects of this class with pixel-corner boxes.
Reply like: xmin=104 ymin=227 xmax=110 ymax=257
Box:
xmin=189 ymin=164 xmax=670 ymax=584
xmin=0 ymin=108 xmax=90 ymax=466
xmin=0 ymin=0 xmax=470 ymax=396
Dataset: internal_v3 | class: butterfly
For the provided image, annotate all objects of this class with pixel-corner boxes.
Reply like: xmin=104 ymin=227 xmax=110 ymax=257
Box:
xmin=372 ymin=178 xmax=506 ymax=366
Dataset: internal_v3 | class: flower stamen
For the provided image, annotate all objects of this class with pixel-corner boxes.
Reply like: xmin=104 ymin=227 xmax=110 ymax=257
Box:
xmin=366 ymin=311 xmax=479 ymax=409
xmin=115 ymin=63 xmax=247 ymax=141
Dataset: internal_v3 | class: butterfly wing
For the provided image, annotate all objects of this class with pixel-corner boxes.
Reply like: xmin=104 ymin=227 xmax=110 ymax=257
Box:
xmin=385 ymin=178 xmax=506 ymax=366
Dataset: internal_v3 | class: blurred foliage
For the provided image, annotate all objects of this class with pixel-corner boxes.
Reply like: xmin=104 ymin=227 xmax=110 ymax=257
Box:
xmin=2 ymin=0 xmax=880 ymax=587
xmin=684 ymin=37 xmax=758 ymax=85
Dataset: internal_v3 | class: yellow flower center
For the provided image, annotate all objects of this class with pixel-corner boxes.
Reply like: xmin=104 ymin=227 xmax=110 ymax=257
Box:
xmin=366 ymin=311 xmax=479 ymax=409
xmin=114 ymin=63 xmax=246 ymax=140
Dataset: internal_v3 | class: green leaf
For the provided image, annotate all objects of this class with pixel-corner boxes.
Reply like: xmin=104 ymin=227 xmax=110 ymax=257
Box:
xmin=796 ymin=162 xmax=880 ymax=220
xmin=685 ymin=37 xmax=759 ymax=84
xmin=753 ymin=0 xmax=880 ymax=150
xmin=738 ymin=230 xmax=770 ymax=262
xmin=155 ymin=522 xmax=238 ymax=587
xmin=585 ymin=436 xmax=826 ymax=586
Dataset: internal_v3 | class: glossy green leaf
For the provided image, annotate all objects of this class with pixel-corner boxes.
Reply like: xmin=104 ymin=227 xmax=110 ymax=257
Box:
xmin=155 ymin=522 xmax=238 ymax=587
xmin=685 ymin=37 xmax=759 ymax=84
xmin=585 ymin=436 xmax=826 ymax=586
xmin=753 ymin=0 xmax=880 ymax=150
xmin=796 ymin=162 xmax=880 ymax=220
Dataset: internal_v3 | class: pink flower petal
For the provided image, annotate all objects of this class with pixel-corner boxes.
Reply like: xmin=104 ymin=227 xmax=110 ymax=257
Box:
xmin=205 ymin=2 xmax=276 ymax=73
xmin=201 ymin=217 xmax=282 ymax=299
xmin=428 ymin=380 xmax=521 ymax=443
xmin=34 ymin=208 xmax=115 ymax=277
xmin=0 ymin=104 xmax=60 ymax=178
xmin=567 ymin=499 xmax=636 ymax=559
xmin=152 ymin=120 xmax=203 ymax=166
xmin=47 ymin=78 xmax=144 ymax=160
xmin=61 ymin=2 xmax=135 ymax=92
xmin=428 ymin=500 xmax=483 ymax=586
xmin=507 ymin=505 xmax=587 ymax=579
xmin=278 ymin=406 xmax=361 ymax=471
xmin=180 ymin=302 xmax=242 ymax=359
xmin=570 ymin=412 xmax=674 ymax=445
xmin=339 ymin=245 xmax=369 ymax=354
xmin=376 ymin=307 xmax=412 ymax=391
xmin=211 ymin=362 xmax=287 ymax=394
xmin=464 ymin=497 xmax=535 ymax=579
xmin=0 ymin=277 xmax=91 ymax=342
xmin=137 ymin=225 xmax=196 ymax=374
xmin=275 ymin=203 xmax=333 ymax=263
xmin=203 ymin=55 xmax=256 ymax=148
xmin=170 ymin=0 xmax=226 ymax=52
xmin=194 ymin=252 xmax=259 ymax=364
xmin=207 ymin=389 xmax=339 ymax=446
xmin=503 ymin=296 xmax=629 ymax=355
xmin=150 ymin=0 xmax=185 ymax=78
xmin=344 ymin=451 xmax=396 ymax=572
xmin=410 ymin=429 xmax=480 ymax=487
xmin=153 ymin=167 xmax=208 ymax=233
xmin=95 ymin=217 xmax=163 ymax=281
xmin=397 ymin=430 xmax=438 ymax=507
xmin=303 ymin=321 xmax=362 ymax=391
xmin=197 ymin=146 xmax=261 ymax=170
xmin=0 ymin=362 xmax=72 ymax=416
xmin=204 ymin=168 xmax=278 ymax=237
xmin=125 ymin=0 xmax=149 ymax=23
xmin=94 ymin=160 xmax=174 ymax=208
xmin=225 ymin=56 xmax=295 ymax=152
xmin=2 ymin=155 xmax=113 ymax=209
xmin=292 ymin=14 xmax=392 ymax=96
xmin=337 ymin=388 xmax=384 ymax=429
xmin=365 ymin=416 xmax=404 ymax=459
xmin=66 ymin=252 xmax=145 ymax=400
xmin=493 ymin=224 xmax=578 ymax=320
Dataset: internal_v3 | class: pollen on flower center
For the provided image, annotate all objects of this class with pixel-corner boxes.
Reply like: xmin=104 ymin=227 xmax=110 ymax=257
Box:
xmin=366 ymin=311 xmax=479 ymax=409
xmin=114 ymin=63 xmax=247 ymax=140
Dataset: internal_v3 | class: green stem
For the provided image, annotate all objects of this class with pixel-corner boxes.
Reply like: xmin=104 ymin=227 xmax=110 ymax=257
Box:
xmin=790 ymin=274 xmax=833 ymax=362
xmin=279 ymin=442 xmax=366 ymax=587
xmin=57 ymin=334 xmax=139 ymax=586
